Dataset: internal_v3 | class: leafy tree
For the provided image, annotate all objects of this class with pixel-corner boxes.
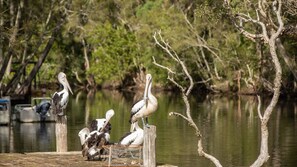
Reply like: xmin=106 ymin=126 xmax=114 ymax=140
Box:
xmin=87 ymin=22 xmax=140 ymax=86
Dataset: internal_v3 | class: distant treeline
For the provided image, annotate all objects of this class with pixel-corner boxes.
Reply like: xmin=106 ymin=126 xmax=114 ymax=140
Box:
xmin=0 ymin=0 xmax=297 ymax=96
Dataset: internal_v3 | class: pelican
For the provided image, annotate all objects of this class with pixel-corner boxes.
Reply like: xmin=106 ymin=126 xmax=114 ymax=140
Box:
xmin=129 ymin=74 xmax=158 ymax=130
xmin=119 ymin=121 xmax=143 ymax=147
xmin=51 ymin=72 xmax=73 ymax=116
xmin=78 ymin=109 xmax=114 ymax=160
xmin=33 ymin=100 xmax=51 ymax=121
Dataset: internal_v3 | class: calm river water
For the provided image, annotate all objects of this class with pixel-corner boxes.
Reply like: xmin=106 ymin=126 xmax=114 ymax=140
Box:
xmin=1 ymin=90 xmax=297 ymax=167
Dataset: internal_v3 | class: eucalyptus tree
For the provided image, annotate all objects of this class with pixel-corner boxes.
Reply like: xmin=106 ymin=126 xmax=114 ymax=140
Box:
xmin=0 ymin=0 xmax=71 ymax=95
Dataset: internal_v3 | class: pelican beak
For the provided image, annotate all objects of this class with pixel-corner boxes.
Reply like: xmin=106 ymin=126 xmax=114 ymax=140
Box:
xmin=144 ymin=77 xmax=151 ymax=108
xmin=100 ymin=109 xmax=115 ymax=132
xmin=145 ymin=97 xmax=148 ymax=108
xmin=65 ymin=78 xmax=73 ymax=95
xmin=130 ymin=122 xmax=136 ymax=132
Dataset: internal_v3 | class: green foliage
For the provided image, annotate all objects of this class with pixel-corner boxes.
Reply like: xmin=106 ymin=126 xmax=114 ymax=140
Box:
xmin=2 ymin=0 xmax=297 ymax=93
xmin=87 ymin=22 xmax=140 ymax=84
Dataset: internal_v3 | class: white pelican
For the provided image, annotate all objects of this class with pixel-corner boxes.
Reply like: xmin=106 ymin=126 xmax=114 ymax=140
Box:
xmin=119 ymin=121 xmax=144 ymax=147
xmin=78 ymin=109 xmax=114 ymax=160
xmin=52 ymin=72 xmax=73 ymax=116
xmin=130 ymin=74 xmax=158 ymax=130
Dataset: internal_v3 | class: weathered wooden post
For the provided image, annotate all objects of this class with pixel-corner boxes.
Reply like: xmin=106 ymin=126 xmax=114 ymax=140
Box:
xmin=56 ymin=116 xmax=67 ymax=152
xmin=143 ymin=125 xmax=156 ymax=167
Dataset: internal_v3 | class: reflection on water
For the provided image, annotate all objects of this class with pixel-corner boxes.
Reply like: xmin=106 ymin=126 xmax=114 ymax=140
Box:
xmin=1 ymin=91 xmax=297 ymax=167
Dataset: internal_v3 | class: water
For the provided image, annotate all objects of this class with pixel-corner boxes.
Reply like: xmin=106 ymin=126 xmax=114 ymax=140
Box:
xmin=1 ymin=90 xmax=297 ymax=167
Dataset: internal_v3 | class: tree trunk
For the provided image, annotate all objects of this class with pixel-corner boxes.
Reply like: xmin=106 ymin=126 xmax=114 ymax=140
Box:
xmin=0 ymin=0 xmax=23 ymax=84
xmin=9 ymin=0 xmax=14 ymax=27
xmin=82 ymin=38 xmax=90 ymax=70
xmin=251 ymin=39 xmax=282 ymax=167
xmin=5 ymin=0 xmax=24 ymax=77
xmin=224 ymin=1 xmax=284 ymax=165
xmin=0 ymin=53 xmax=13 ymax=82
xmin=15 ymin=21 xmax=64 ymax=95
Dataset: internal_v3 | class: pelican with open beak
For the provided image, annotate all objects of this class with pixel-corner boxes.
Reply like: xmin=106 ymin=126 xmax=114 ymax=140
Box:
xmin=129 ymin=74 xmax=158 ymax=130
xmin=52 ymin=72 xmax=73 ymax=116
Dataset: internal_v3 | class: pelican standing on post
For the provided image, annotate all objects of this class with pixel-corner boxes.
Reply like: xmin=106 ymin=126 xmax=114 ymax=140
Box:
xmin=129 ymin=74 xmax=158 ymax=130
xmin=52 ymin=72 xmax=73 ymax=116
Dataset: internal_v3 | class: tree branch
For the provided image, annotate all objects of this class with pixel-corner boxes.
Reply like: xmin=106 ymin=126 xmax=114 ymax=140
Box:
xmin=257 ymin=95 xmax=263 ymax=120
xmin=153 ymin=31 xmax=222 ymax=167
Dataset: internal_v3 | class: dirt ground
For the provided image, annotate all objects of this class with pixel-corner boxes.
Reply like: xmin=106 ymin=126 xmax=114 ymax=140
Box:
xmin=0 ymin=152 xmax=176 ymax=167
xmin=0 ymin=152 xmax=107 ymax=167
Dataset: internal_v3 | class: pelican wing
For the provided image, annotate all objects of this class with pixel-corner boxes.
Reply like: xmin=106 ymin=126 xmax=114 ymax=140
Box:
xmin=129 ymin=99 xmax=145 ymax=123
xmin=131 ymin=99 xmax=145 ymax=115
xmin=119 ymin=132 xmax=138 ymax=146
xmin=118 ymin=132 xmax=132 ymax=143
xmin=59 ymin=91 xmax=69 ymax=109
xmin=51 ymin=92 xmax=63 ymax=115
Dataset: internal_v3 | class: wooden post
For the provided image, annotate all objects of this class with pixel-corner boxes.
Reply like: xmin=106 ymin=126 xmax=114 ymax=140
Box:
xmin=55 ymin=116 xmax=67 ymax=152
xmin=143 ymin=125 xmax=156 ymax=167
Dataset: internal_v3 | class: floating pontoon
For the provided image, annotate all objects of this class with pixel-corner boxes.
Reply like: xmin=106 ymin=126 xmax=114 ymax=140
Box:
xmin=14 ymin=97 xmax=55 ymax=123
xmin=0 ymin=96 xmax=11 ymax=125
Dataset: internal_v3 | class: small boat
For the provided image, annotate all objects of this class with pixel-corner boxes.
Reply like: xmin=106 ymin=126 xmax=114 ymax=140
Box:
xmin=14 ymin=97 xmax=55 ymax=123
xmin=0 ymin=96 xmax=11 ymax=125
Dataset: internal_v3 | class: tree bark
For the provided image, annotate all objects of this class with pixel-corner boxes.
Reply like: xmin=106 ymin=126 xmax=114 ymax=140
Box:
xmin=251 ymin=39 xmax=283 ymax=167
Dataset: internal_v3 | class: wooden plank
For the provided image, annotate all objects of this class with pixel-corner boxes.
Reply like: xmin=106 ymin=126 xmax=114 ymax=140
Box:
xmin=143 ymin=125 xmax=156 ymax=167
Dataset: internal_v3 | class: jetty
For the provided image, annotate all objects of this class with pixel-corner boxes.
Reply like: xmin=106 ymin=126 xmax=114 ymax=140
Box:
xmin=14 ymin=97 xmax=55 ymax=123
xmin=0 ymin=126 xmax=176 ymax=167
xmin=0 ymin=152 xmax=176 ymax=167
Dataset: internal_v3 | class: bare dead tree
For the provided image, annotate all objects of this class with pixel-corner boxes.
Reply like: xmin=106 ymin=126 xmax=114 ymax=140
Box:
xmin=182 ymin=12 xmax=224 ymax=90
xmin=224 ymin=0 xmax=284 ymax=166
xmin=153 ymin=31 xmax=222 ymax=167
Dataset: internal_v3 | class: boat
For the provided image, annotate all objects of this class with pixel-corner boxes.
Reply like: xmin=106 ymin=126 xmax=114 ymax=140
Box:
xmin=0 ymin=96 xmax=11 ymax=125
xmin=14 ymin=97 xmax=55 ymax=123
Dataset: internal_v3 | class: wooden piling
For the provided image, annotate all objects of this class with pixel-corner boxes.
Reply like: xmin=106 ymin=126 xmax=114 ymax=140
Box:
xmin=55 ymin=116 xmax=67 ymax=152
xmin=143 ymin=125 xmax=156 ymax=167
